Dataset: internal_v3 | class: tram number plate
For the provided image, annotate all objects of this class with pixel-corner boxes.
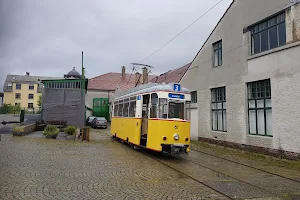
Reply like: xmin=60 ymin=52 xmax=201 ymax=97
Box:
xmin=173 ymin=84 xmax=181 ymax=92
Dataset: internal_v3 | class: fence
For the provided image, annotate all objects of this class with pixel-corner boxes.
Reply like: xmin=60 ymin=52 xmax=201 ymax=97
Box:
xmin=0 ymin=106 xmax=42 ymax=115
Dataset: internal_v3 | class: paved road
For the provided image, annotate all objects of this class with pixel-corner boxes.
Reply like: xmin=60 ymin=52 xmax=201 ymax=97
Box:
xmin=0 ymin=115 xmax=19 ymax=135
xmin=0 ymin=128 xmax=300 ymax=199
xmin=0 ymin=114 xmax=41 ymax=135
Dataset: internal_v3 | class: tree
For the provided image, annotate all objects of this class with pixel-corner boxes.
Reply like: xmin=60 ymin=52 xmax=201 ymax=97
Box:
xmin=37 ymin=95 xmax=42 ymax=107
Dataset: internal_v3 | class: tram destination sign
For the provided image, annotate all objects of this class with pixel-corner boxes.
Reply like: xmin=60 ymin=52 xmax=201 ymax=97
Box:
xmin=168 ymin=93 xmax=185 ymax=99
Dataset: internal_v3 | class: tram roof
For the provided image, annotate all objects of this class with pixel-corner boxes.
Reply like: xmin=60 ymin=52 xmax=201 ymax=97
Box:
xmin=114 ymin=82 xmax=190 ymax=100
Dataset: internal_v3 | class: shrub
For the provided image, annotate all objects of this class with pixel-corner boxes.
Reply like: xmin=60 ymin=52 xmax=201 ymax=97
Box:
xmin=43 ymin=125 xmax=59 ymax=139
xmin=64 ymin=126 xmax=77 ymax=135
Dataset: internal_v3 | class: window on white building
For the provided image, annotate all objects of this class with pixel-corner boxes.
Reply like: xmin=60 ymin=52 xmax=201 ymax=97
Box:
xmin=211 ymin=87 xmax=226 ymax=132
xmin=251 ymin=12 xmax=286 ymax=55
xmin=191 ymin=91 xmax=197 ymax=103
xmin=213 ymin=40 xmax=222 ymax=67
xmin=248 ymin=79 xmax=272 ymax=136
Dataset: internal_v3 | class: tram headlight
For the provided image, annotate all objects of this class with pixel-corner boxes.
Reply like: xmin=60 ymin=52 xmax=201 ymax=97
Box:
xmin=173 ymin=133 xmax=179 ymax=140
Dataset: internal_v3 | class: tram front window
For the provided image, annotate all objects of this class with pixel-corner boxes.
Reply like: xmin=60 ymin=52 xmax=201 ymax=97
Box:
xmin=169 ymin=101 xmax=184 ymax=120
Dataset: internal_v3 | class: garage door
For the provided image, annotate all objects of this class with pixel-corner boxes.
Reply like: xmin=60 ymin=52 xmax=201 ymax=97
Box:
xmin=190 ymin=108 xmax=198 ymax=140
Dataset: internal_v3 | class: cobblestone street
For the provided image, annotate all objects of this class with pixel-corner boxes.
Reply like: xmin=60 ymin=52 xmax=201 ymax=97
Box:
xmin=1 ymin=127 xmax=300 ymax=200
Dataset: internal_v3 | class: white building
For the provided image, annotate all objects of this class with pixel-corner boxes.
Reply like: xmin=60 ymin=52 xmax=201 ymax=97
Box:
xmin=181 ymin=0 xmax=300 ymax=158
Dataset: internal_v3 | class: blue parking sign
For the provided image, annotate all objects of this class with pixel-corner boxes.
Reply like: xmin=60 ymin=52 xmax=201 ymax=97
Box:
xmin=173 ymin=84 xmax=181 ymax=92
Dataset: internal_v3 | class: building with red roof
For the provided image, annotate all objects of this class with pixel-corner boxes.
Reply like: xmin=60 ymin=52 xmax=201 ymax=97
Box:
xmin=149 ymin=63 xmax=191 ymax=84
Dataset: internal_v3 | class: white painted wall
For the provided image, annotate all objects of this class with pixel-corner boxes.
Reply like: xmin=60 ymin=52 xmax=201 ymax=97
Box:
xmin=180 ymin=0 xmax=300 ymax=153
xmin=85 ymin=90 xmax=114 ymax=108
xmin=190 ymin=108 xmax=198 ymax=140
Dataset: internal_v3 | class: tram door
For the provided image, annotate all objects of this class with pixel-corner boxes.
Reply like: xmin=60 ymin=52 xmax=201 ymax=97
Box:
xmin=140 ymin=94 xmax=150 ymax=146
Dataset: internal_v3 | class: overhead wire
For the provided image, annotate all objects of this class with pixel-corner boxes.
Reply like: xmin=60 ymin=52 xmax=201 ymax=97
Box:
xmin=138 ymin=0 xmax=224 ymax=63
xmin=124 ymin=0 xmax=224 ymax=86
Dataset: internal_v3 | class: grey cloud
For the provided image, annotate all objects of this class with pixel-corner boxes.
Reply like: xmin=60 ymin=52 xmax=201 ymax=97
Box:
xmin=0 ymin=0 xmax=232 ymax=90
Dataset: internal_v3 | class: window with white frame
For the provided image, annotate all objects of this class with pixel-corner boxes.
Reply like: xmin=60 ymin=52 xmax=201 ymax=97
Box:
xmin=158 ymin=98 xmax=168 ymax=119
xmin=15 ymin=93 xmax=21 ymax=99
xmin=28 ymin=94 xmax=34 ymax=99
xmin=114 ymin=101 xmax=119 ymax=117
xmin=7 ymin=83 xmax=12 ymax=90
xmin=251 ymin=12 xmax=286 ymax=55
xmin=129 ymin=97 xmax=136 ymax=117
xmin=211 ymin=87 xmax=227 ymax=132
xmin=16 ymin=84 xmax=21 ymax=90
xmin=29 ymin=84 xmax=34 ymax=90
xmin=123 ymin=98 xmax=129 ymax=117
xmin=213 ymin=40 xmax=222 ymax=67
xmin=150 ymin=93 xmax=158 ymax=118
xmin=191 ymin=91 xmax=197 ymax=103
xmin=248 ymin=79 xmax=272 ymax=136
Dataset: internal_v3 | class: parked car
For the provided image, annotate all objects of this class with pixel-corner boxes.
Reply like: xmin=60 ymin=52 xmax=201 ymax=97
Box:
xmin=91 ymin=117 xmax=107 ymax=129
xmin=86 ymin=116 xmax=96 ymax=126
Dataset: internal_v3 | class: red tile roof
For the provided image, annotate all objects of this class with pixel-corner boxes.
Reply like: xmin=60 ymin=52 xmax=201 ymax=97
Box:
xmin=149 ymin=63 xmax=191 ymax=84
xmin=88 ymin=72 xmax=156 ymax=91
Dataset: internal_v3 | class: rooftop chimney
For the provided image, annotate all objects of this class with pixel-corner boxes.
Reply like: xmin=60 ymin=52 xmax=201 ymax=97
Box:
xmin=142 ymin=67 xmax=148 ymax=84
xmin=135 ymin=72 xmax=140 ymax=86
xmin=121 ymin=66 xmax=126 ymax=78
xmin=26 ymin=72 xmax=30 ymax=76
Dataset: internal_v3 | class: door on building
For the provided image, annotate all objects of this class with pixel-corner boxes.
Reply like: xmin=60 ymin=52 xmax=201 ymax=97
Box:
xmin=93 ymin=98 xmax=110 ymax=121
xmin=140 ymin=94 xmax=150 ymax=147
xmin=190 ymin=108 xmax=198 ymax=140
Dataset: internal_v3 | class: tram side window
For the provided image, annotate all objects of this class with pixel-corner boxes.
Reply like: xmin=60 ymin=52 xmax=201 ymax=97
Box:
xmin=114 ymin=102 xmax=119 ymax=117
xmin=118 ymin=101 xmax=123 ymax=117
xmin=129 ymin=98 xmax=136 ymax=117
xmin=123 ymin=99 xmax=129 ymax=117
xmin=159 ymin=98 xmax=168 ymax=119
xmin=150 ymin=93 xmax=158 ymax=118
xmin=169 ymin=101 xmax=184 ymax=120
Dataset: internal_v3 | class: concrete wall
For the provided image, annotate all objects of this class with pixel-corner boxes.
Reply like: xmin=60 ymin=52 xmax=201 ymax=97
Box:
xmin=85 ymin=90 xmax=114 ymax=108
xmin=42 ymin=88 xmax=85 ymax=128
xmin=4 ymin=83 xmax=41 ymax=108
xmin=247 ymin=43 xmax=300 ymax=153
xmin=180 ymin=0 xmax=300 ymax=153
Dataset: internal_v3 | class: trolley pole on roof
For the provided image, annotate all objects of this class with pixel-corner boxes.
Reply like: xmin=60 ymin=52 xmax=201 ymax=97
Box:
xmin=130 ymin=63 xmax=154 ymax=86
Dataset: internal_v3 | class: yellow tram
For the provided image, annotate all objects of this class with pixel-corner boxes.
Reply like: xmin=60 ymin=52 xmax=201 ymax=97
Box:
xmin=111 ymin=82 xmax=191 ymax=155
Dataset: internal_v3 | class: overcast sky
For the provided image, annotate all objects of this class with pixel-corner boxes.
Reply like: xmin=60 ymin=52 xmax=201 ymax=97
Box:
xmin=0 ymin=0 xmax=232 ymax=91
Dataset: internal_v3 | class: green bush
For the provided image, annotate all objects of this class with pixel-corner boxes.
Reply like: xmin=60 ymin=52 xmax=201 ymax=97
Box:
xmin=43 ymin=125 xmax=59 ymax=138
xmin=64 ymin=126 xmax=77 ymax=135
